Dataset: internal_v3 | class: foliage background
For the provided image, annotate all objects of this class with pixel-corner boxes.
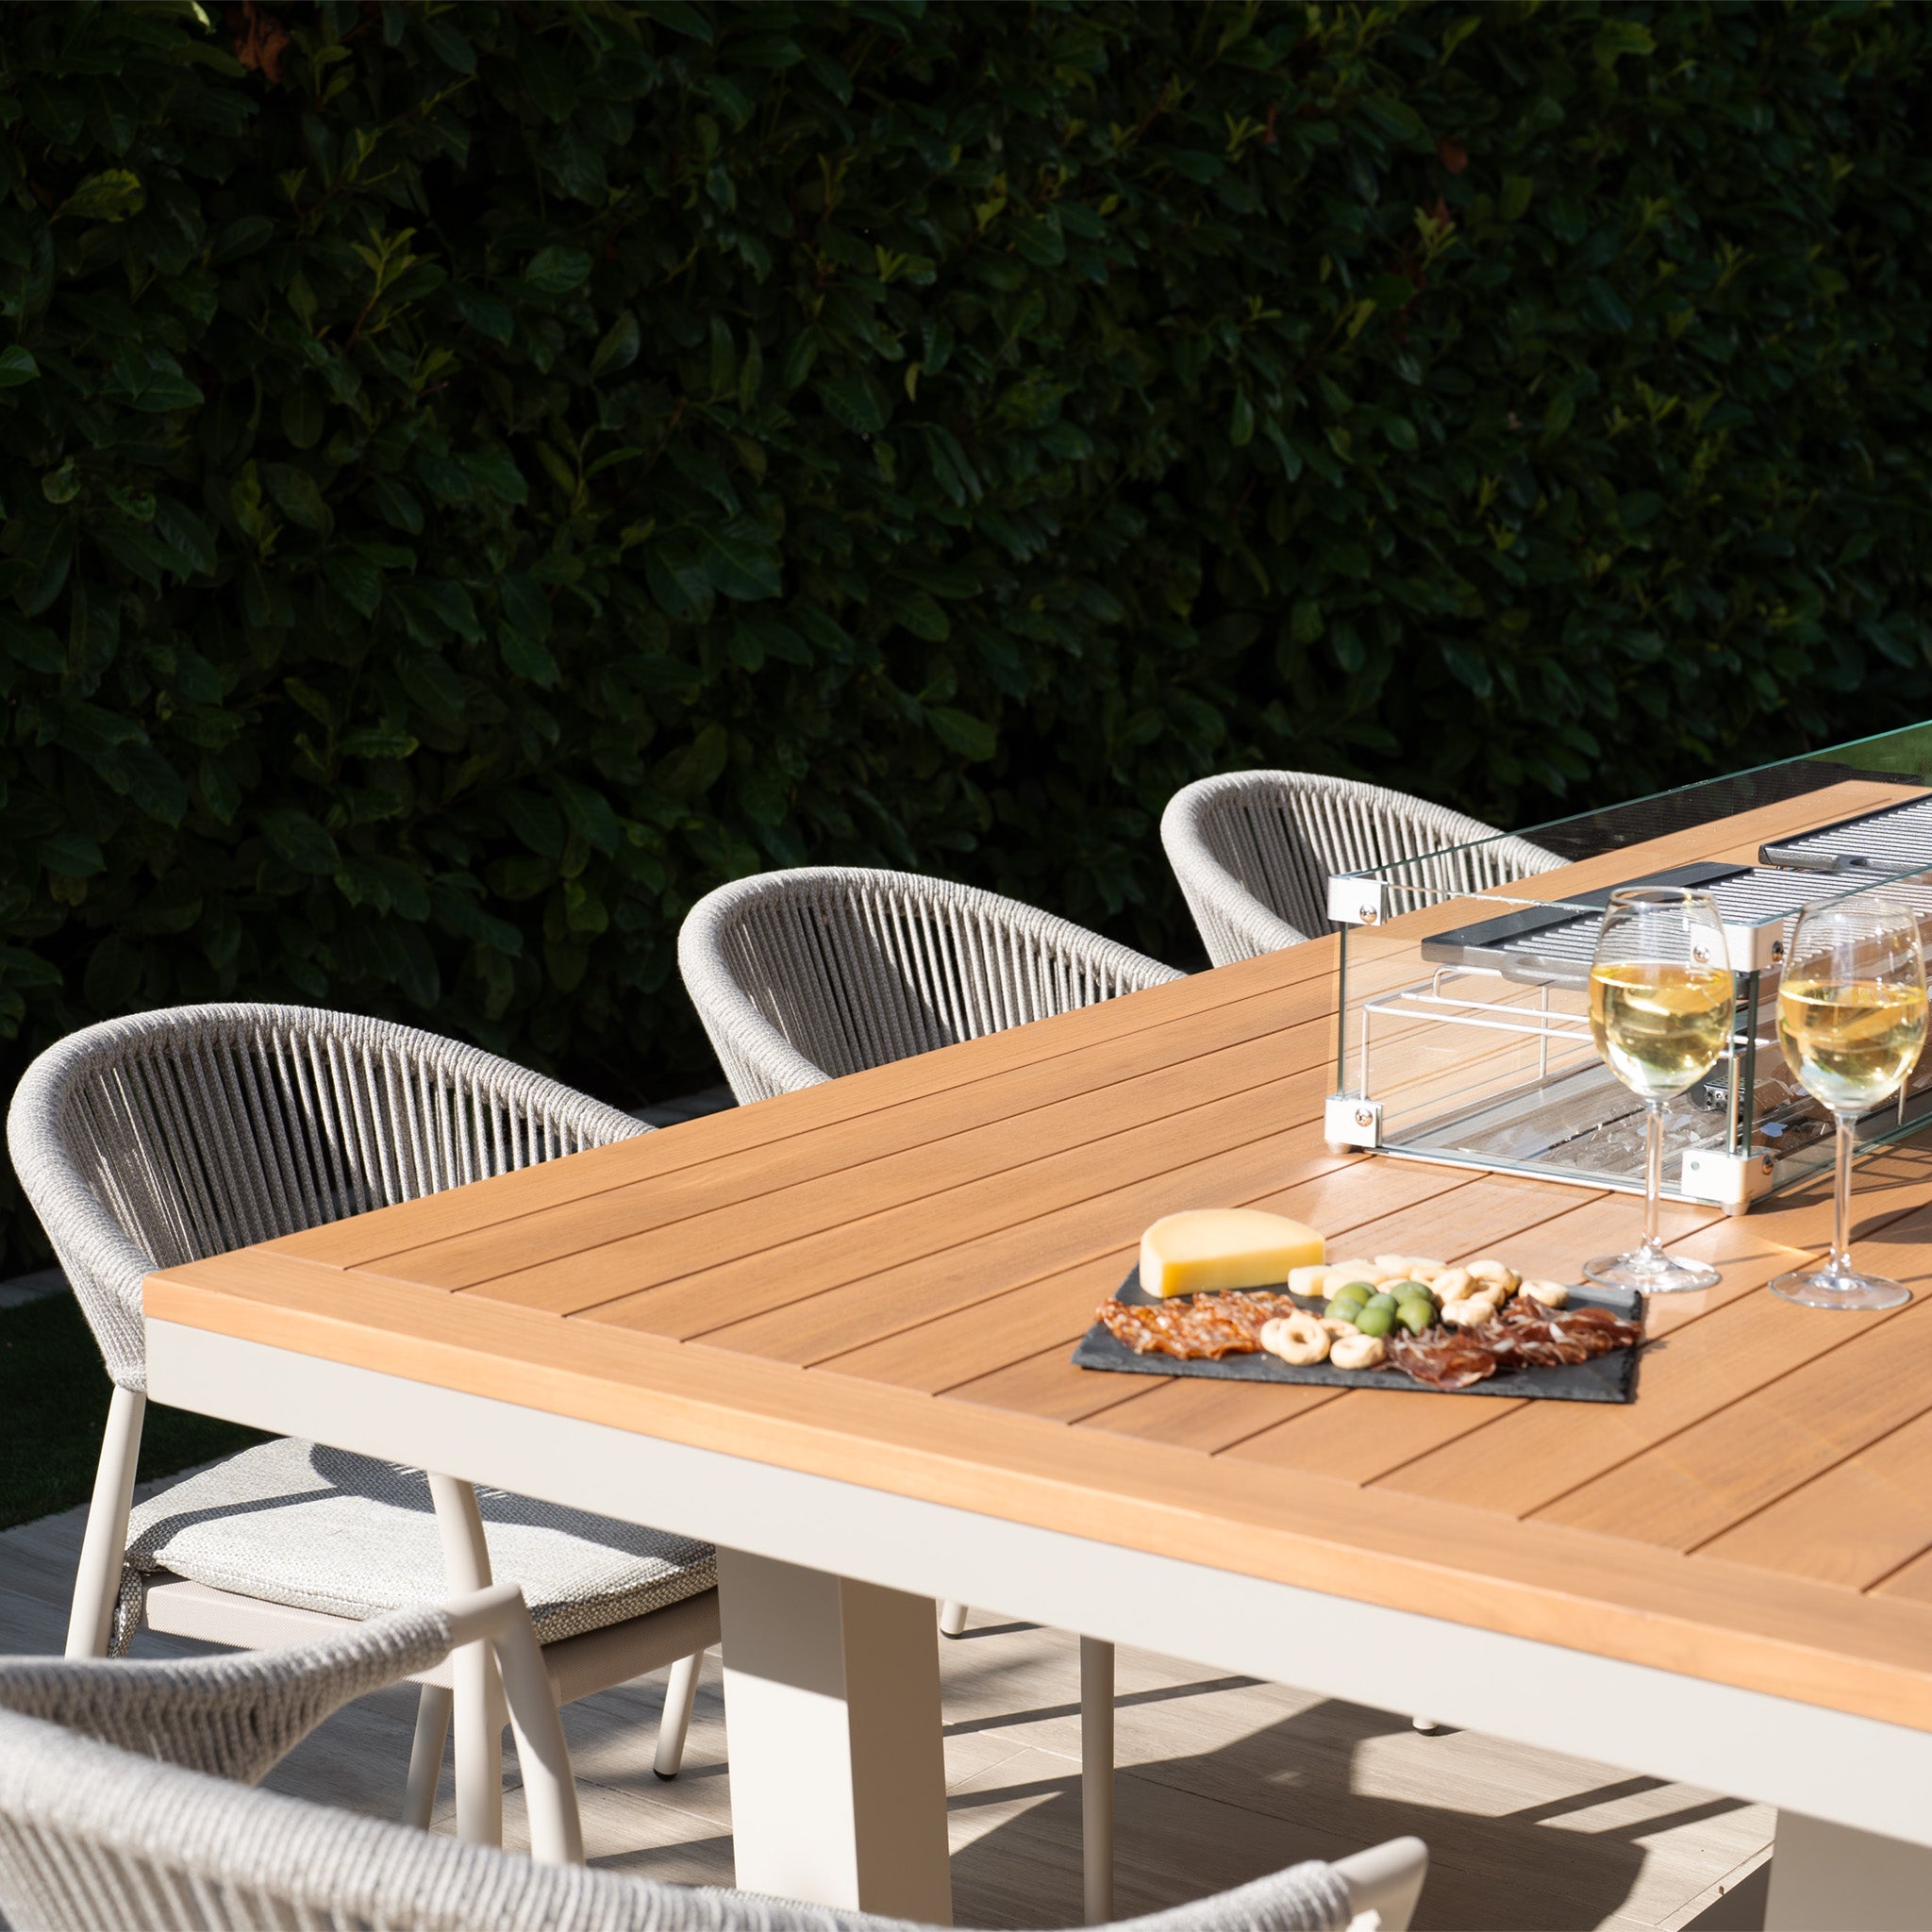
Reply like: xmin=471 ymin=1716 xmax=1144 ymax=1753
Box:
xmin=3 ymin=0 xmax=1932 ymax=1264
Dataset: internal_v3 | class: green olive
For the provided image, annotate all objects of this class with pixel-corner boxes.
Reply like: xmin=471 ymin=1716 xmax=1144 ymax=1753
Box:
xmin=1324 ymin=1299 xmax=1362 ymax=1325
xmin=1395 ymin=1302 xmax=1435 ymax=1335
xmin=1332 ymin=1279 xmax=1374 ymax=1299
xmin=1327 ymin=1285 xmax=1369 ymax=1307
xmin=1390 ymin=1280 xmax=1433 ymax=1302
xmin=1364 ymin=1291 xmax=1399 ymax=1310
xmin=1354 ymin=1304 xmax=1396 ymax=1338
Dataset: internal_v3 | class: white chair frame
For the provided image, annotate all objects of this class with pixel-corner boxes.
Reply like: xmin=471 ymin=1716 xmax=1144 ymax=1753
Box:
xmin=0 ymin=1591 xmax=1430 ymax=1931
xmin=6 ymin=1003 xmax=714 ymax=1847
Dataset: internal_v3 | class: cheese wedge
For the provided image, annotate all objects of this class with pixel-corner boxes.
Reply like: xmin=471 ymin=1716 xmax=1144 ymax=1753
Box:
xmin=1139 ymin=1209 xmax=1324 ymax=1298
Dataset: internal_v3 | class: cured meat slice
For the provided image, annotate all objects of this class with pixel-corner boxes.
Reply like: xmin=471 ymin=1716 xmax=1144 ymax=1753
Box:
xmin=1387 ymin=1299 xmax=1641 ymax=1386
xmin=1385 ymin=1329 xmax=1500 ymax=1390
xmin=1097 ymin=1290 xmax=1303 ymax=1360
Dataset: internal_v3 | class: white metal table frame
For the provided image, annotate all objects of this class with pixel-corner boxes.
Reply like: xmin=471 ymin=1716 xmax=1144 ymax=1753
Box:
xmin=149 ymin=1319 xmax=1932 ymax=1931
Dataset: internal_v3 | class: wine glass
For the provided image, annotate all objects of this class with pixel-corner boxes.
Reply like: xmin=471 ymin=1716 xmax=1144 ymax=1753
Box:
xmin=1770 ymin=895 xmax=1927 ymax=1310
xmin=1584 ymin=886 xmax=1734 ymax=1293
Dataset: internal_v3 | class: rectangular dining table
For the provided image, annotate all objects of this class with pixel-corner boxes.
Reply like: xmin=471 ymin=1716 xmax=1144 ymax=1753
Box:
xmin=146 ymin=782 xmax=1932 ymax=1932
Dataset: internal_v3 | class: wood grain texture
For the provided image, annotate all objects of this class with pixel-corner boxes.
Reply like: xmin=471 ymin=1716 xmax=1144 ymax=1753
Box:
xmin=144 ymin=780 xmax=1932 ymax=1734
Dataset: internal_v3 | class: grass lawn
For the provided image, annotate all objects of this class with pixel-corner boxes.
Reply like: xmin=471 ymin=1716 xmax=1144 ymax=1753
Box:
xmin=0 ymin=1292 xmax=267 ymax=1530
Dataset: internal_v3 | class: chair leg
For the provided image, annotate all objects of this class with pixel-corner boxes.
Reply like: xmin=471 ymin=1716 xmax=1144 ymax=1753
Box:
xmin=938 ymin=1600 xmax=969 ymax=1638
xmin=67 ymin=1386 xmax=145 ymax=1659
xmin=403 ymin=1683 xmax=453 ymax=1828
xmin=1081 ymin=1636 xmax=1114 ymax=1924
xmin=653 ymin=1650 xmax=704 ymax=1779
xmin=428 ymin=1473 xmax=506 ymax=1847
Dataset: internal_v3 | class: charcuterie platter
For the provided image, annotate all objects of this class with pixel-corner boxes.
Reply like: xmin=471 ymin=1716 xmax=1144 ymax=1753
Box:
xmin=1070 ymin=1210 xmax=1645 ymax=1403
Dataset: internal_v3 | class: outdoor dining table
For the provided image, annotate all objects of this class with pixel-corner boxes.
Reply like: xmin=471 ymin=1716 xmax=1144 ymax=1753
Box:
xmin=145 ymin=778 xmax=1932 ymax=1932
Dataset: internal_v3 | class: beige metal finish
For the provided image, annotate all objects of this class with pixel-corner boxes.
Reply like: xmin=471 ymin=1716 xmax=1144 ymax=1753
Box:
xmin=716 ymin=1547 xmax=953 ymax=1923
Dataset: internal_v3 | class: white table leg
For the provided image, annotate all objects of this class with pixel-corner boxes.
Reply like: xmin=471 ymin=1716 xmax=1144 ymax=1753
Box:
xmin=718 ymin=1547 xmax=952 ymax=1924
xmin=1766 ymin=1812 xmax=1932 ymax=1929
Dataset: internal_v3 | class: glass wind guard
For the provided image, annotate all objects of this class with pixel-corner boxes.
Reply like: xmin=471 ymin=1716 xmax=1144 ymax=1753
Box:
xmin=1329 ymin=722 xmax=1932 ymax=1208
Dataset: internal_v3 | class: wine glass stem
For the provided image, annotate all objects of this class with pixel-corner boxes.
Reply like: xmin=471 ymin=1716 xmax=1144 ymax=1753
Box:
xmin=1831 ymin=1110 xmax=1856 ymax=1275
xmin=1641 ymin=1099 xmax=1665 ymax=1258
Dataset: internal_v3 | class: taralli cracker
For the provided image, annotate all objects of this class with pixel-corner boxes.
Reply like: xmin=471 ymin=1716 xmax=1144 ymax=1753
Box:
xmin=1259 ymin=1311 xmax=1330 ymax=1366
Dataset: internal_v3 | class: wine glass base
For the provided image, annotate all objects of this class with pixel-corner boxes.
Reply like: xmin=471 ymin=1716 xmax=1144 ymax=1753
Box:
xmin=1583 ymin=1250 xmax=1721 ymax=1294
xmin=1769 ymin=1266 xmax=1911 ymax=1311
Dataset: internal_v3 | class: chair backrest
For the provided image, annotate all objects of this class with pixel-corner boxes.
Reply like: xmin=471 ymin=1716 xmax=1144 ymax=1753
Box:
xmin=6 ymin=1004 xmax=650 ymax=1391
xmin=0 ymin=1610 xmax=1407 ymax=1932
xmin=679 ymin=867 xmax=1185 ymax=1103
xmin=1162 ymin=771 xmax=1565 ymax=967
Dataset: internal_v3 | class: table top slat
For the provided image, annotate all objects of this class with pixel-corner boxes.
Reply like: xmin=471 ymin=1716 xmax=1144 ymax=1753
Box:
xmin=1690 ymin=1404 xmax=1932 ymax=1591
xmin=696 ymin=1130 xmax=1467 ymax=1367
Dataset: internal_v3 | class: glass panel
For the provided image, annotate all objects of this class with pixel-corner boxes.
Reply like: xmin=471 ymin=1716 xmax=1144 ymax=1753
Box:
xmin=1328 ymin=721 xmax=1932 ymax=1208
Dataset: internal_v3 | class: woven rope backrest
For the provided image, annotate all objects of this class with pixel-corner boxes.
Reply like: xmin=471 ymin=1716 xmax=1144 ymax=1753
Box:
xmin=722 ymin=873 xmax=1152 ymax=1078
xmin=0 ymin=1610 xmax=451 ymax=1786
xmin=1196 ymin=775 xmax=1558 ymax=937
xmin=57 ymin=1012 xmax=612 ymax=1271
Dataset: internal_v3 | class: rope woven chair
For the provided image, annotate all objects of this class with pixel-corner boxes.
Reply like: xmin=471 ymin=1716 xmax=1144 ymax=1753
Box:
xmin=677 ymin=865 xmax=1185 ymax=1104
xmin=678 ymin=867 xmax=1184 ymax=1921
xmin=1161 ymin=771 xmax=1565 ymax=967
xmin=5 ymin=1003 xmax=718 ymax=1846
xmin=0 ymin=1599 xmax=1430 ymax=1932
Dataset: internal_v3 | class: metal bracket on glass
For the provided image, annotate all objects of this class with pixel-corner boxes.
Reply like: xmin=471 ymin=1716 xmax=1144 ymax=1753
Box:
xmin=1325 ymin=1093 xmax=1383 ymax=1150
xmin=1328 ymin=874 xmax=1388 ymax=927
xmin=1680 ymin=1146 xmax=1776 ymax=1215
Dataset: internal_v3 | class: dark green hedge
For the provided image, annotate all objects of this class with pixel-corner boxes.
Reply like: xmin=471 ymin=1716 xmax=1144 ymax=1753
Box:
xmin=4 ymin=1 xmax=1932 ymax=1265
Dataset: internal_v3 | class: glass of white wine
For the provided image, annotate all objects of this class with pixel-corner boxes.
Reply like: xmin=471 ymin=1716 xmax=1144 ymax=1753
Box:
xmin=1584 ymin=886 xmax=1734 ymax=1293
xmin=1770 ymin=895 xmax=1928 ymax=1310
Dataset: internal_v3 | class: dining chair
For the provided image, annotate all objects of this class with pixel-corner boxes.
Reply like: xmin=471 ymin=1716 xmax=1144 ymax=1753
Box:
xmin=0 ymin=1592 xmax=1431 ymax=1932
xmin=679 ymin=864 xmax=1187 ymax=1920
xmin=1161 ymin=770 xmax=1564 ymax=966
xmin=5 ymin=1003 xmax=716 ymax=1847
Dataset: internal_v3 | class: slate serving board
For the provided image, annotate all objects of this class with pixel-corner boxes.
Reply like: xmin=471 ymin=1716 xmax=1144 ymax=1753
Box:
xmin=1071 ymin=1270 xmax=1645 ymax=1403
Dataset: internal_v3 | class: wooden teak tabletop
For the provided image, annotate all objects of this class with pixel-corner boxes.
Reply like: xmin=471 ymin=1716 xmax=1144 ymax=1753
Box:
xmin=148 ymin=781 xmax=1932 ymax=1749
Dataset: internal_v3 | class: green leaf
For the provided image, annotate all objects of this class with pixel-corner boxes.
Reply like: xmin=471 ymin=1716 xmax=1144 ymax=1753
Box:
xmin=815 ymin=375 xmax=888 ymax=433
xmin=340 ymin=728 xmax=420 ymax=759
xmin=422 ymin=15 xmax=478 ymax=71
xmin=699 ymin=519 xmax=783 ymax=601
xmin=1593 ymin=20 xmax=1655 ymax=65
xmin=1583 ymin=276 xmax=1633 ymax=332
xmin=362 ymin=477 xmax=425 ymax=535
xmin=500 ymin=626 xmax=561 ymax=686
xmin=591 ymin=311 xmax=641 ymax=376
xmin=104 ymin=345 xmax=203 ymax=413
xmin=525 ymin=246 xmax=592 ymax=295
xmin=36 ymin=832 xmax=106 ymax=878
xmin=926 ymin=707 xmax=996 ymax=760
xmin=884 ymin=586 xmax=950 ymax=641
xmin=463 ymin=449 xmax=527 ymax=506
xmin=0 ymin=346 xmax=39 ymax=389
xmin=1359 ymin=95 xmax=1425 ymax=142
xmin=654 ymin=723 xmax=730 ymax=799
xmin=554 ymin=776 xmax=622 ymax=855
xmin=323 ymin=551 xmax=384 ymax=618
xmin=258 ymin=808 xmax=340 ymax=874
xmin=451 ymin=284 xmax=514 ymax=342
xmin=60 ymin=170 xmax=144 ymax=223
xmin=640 ymin=0 xmax=713 ymax=42
xmin=1500 ymin=175 xmax=1534 ymax=222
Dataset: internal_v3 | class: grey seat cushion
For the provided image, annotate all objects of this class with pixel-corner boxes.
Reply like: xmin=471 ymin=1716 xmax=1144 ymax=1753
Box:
xmin=125 ymin=1440 xmax=714 ymax=1645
